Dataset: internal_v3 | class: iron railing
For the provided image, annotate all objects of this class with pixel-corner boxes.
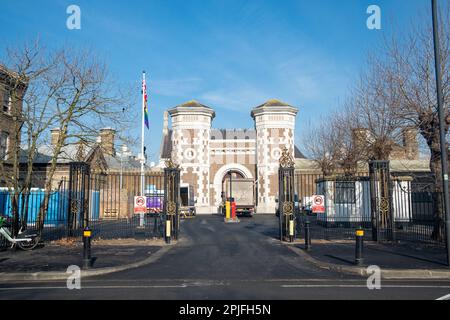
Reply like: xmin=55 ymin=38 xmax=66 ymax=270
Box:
xmin=0 ymin=171 xmax=167 ymax=242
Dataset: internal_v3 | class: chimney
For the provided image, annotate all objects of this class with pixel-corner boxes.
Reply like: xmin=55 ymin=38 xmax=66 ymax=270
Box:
xmin=50 ymin=129 xmax=61 ymax=146
xmin=163 ymin=111 xmax=169 ymax=135
xmin=352 ymin=128 xmax=370 ymax=151
xmin=402 ymin=127 xmax=419 ymax=160
xmin=99 ymin=128 xmax=116 ymax=156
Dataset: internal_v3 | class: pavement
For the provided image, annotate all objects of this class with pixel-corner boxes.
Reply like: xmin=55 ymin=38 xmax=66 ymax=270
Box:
xmin=1 ymin=215 xmax=450 ymax=300
xmin=0 ymin=239 xmax=171 ymax=281
xmin=286 ymin=240 xmax=450 ymax=279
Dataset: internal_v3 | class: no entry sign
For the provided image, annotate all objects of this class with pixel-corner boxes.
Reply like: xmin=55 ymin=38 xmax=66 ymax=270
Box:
xmin=312 ymin=195 xmax=325 ymax=214
xmin=134 ymin=196 xmax=147 ymax=214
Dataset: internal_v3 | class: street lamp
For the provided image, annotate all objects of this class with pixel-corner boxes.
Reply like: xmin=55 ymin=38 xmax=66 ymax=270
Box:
xmin=431 ymin=0 xmax=450 ymax=266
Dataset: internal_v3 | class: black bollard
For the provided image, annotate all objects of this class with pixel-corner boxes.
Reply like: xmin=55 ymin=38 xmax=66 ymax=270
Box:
xmin=355 ymin=227 xmax=364 ymax=266
xmin=82 ymin=226 xmax=92 ymax=269
xmin=305 ymin=221 xmax=311 ymax=251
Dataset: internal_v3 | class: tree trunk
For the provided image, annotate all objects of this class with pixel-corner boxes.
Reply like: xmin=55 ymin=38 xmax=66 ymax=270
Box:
xmin=20 ymin=191 xmax=30 ymax=231
xmin=11 ymin=192 xmax=20 ymax=236
xmin=37 ymin=192 xmax=50 ymax=233
xmin=430 ymin=151 xmax=447 ymax=241
xmin=417 ymin=110 xmax=448 ymax=242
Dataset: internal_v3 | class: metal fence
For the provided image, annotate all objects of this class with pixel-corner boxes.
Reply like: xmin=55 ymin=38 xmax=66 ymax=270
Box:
xmin=293 ymin=172 xmax=447 ymax=246
xmin=0 ymin=171 xmax=167 ymax=245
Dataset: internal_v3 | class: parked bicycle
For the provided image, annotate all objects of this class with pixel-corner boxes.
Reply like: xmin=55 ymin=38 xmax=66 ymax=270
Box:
xmin=0 ymin=216 xmax=41 ymax=251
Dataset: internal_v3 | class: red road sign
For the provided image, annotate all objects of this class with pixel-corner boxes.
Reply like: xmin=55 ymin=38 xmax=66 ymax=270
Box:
xmin=134 ymin=196 xmax=147 ymax=214
xmin=312 ymin=195 xmax=325 ymax=214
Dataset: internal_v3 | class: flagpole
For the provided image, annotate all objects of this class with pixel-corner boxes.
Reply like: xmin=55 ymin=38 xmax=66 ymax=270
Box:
xmin=140 ymin=71 xmax=146 ymax=227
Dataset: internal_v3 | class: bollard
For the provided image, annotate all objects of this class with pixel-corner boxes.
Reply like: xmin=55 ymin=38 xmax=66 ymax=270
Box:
xmin=355 ymin=227 xmax=364 ymax=266
xmin=304 ymin=221 xmax=311 ymax=251
xmin=289 ymin=219 xmax=295 ymax=243
xmin=231 ymin=200 xmax=237 ymax=220
xmin=225 ymin=201 xmax=231 ymax=220
xmin=166 ymin=218 xmax=171 ymax=244
xmin=82 ymin=226 xmax=92 ymax=269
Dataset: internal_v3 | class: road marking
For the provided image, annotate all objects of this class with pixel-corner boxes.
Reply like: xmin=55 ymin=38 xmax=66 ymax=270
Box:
xmin=282 ymin=284 xmax=450 ymax=289
xmin=1 ymin=282 xmax=450 ymax=291
xmin=5 ymin=278 xmax=450 ymax=285
xmin=0 ymin=285 xmax=187 ymax=291
xmin=436 ymin=293 xmax=450 ymax=300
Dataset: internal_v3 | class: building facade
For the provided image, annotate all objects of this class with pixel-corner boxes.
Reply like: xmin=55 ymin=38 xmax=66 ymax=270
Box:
xmin=160 ymin=99 xmax=300 ymax=214
xmin=0 ymin=65 xmax=27 ymax=161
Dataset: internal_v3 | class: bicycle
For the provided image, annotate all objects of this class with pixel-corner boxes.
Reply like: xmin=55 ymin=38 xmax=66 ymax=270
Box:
xmin=0 ymin=216 xmax=41 ymax=251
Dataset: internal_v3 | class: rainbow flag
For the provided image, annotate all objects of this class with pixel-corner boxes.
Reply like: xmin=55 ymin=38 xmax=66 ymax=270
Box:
xmin=143 ymin=76 xmax=149 ymax=129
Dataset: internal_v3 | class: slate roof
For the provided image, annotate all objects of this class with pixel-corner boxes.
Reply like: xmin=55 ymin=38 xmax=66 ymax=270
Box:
xmin=20 ymin=143 xmax=141 ymax=170
xmin=176 ymin=100 xmax=213 ymax=110
xmin=160 ymin=130 xmax=173 ymax=159
xmin=210 ymin=129 xmax=256 ymax=140
xmin=20 ymin=144 xmax=86 ymax=164
xmin=254 ymin=99 xmax=294 ymax=109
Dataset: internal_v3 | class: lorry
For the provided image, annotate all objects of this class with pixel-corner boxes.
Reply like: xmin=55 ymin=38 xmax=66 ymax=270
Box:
xmin=180 ymin=184 xmax=196 ymax=217
xmin=224 ymin=179 xmax=255 ymax=217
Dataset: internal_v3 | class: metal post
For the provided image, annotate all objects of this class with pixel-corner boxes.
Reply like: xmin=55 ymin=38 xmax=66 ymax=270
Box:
xmin=432 ymin=0 xmax=450 ymax=267
xmin=229 ymin=170 xmax=232 ymax=200
xmin=355 ymin=227 xmax=364 ymax=266
xmin=82 ymin=226 xmax=92 ymax=269
xmin=139 ymin=71 xmax=146 ymax=228
xmin=305 ymin=220 xmax=311 ymax=251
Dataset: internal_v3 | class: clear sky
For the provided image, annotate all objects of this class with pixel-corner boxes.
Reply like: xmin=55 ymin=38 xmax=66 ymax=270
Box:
xmin=0 ymin=0 xmax=436 ymax=163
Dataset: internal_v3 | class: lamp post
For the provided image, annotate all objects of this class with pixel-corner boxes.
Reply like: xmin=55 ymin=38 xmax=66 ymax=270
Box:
xmin=431 ymin=0 xmax=450 ymax=266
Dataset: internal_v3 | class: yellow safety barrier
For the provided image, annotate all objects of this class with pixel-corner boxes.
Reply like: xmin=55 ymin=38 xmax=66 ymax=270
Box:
xmin=225 ymin=201 xmax=231 ymax=220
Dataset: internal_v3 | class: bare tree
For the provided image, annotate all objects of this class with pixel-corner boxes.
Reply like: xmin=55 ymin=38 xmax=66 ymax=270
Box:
xmin=0 ymin=41 xmax=134 ymax=234
xmin=304 ymin=110 xmax=363 ymax=176
xmin=371 ymin=4 xmax=450 ymax=240
xmin=346 ymin=67 xmax=405 ymax=161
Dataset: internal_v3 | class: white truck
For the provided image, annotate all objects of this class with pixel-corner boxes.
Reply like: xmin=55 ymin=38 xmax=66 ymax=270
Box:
xmin=180 ymin=184 xmax=196 ymax=216
xmin=225 ymin=179 xmax=255 ymax=217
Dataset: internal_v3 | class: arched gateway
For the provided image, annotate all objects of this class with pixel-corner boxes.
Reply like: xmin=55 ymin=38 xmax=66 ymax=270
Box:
xmin=212 ymin=163 xmax=254 ymax=211
xmin=159 ymin=99 xmax=299 ymax=214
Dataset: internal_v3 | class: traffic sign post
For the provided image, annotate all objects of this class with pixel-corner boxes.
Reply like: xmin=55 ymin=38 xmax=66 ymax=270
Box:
xmin=312 ymin=195 xmax=325 ymax=214
xmin=134 ymin=196 xmax=147 ymax=215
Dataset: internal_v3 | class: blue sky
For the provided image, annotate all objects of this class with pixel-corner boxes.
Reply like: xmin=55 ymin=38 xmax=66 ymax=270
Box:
xmin=0 ymin=0 xmax=435 ymax=162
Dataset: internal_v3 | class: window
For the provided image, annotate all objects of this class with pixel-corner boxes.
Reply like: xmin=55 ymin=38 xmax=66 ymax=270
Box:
xmin=412 ymin=192 xmax=433 ymax=203
xmin=0 ymin=132 xmax=9 ymax=160
xmin=2 ymin=90 xmax=11 ymax=113
xmin=335 ymin=181 xmax=356 ymax=204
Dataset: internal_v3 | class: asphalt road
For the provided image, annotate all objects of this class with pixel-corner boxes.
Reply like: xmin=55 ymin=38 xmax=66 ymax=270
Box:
xmin=1 ymin=215 xmax=450 ymax=300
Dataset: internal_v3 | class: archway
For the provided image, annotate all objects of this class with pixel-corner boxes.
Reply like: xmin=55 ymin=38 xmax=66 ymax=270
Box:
xmin=212 ymin=164 xmax=254 ymax=210
xmin=221 ymin=170 xmax=246 ymax=200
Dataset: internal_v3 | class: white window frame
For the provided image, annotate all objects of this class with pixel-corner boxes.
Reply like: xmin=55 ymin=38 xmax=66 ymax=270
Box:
xmin=0 ymin=131 xmax=9 ymax=160
xmin=2 ymin=89 xmax=11 ymax=113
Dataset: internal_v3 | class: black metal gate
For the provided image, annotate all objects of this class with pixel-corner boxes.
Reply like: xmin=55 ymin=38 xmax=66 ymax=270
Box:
xmin=68 ymin=162 xmax=90 ymax=237
xmin=369 ymin=160 xmax=395 ymax=241
xmin=278 ymin=148 xmax=296 ymax=242
xmin=163 ymin=160 xmax=180 ymax=243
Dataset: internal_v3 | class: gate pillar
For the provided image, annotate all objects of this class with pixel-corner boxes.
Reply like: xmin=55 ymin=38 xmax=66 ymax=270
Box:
xmin=369 ymin=160 xmax=395 ymax=242
xmin=278 ymin=148 xmax=296 ymax=242
xmin=164 ymin=159 xmax=181 ymax=243
xmin=68 ymin=162 xmax=91 ymax=237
